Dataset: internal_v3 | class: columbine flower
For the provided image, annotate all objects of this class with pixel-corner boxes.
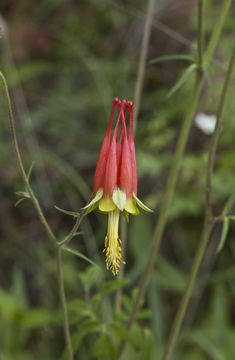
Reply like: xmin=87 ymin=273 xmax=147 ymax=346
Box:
xmin=84 ymin=98 xmax=152 ymax=275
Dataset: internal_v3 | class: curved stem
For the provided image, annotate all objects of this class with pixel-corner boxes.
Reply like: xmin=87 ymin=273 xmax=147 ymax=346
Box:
xmin=0 ymin=71 xmax=57 ymax=247
xmin=162 ymin=43 xmax=235 ymax=360
xmin=56 ymin=247 xmax=74 ymax=360
xmin=0 ymin=71 xmax=74 ymax=359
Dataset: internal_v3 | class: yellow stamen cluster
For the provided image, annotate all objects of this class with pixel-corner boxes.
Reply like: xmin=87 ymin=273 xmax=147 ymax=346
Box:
xmin=103 ymin=208 xmax=124 ymax=275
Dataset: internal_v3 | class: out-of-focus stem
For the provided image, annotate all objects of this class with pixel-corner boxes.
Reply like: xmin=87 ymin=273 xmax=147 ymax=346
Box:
xmin=197 ymin=0 xmax=204 ymax=68
xmin=162 ymin=43 xmax=235 ymax=360
xmin=133 ymin=0 xmax=155 ymax=134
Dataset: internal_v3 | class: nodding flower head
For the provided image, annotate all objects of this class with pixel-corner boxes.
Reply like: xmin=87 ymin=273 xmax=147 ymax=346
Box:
xmin=83 ymin=98 xmax=152 ymax=275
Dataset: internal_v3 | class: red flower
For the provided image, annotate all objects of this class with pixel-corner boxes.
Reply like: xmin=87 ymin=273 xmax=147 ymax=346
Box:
xmin=84 ymin=98 xmax=152 ymax=275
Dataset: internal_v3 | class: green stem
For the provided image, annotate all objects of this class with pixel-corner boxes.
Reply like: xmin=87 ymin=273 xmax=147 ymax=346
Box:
xmin=0 ymin=71 xmax=57 ymax=247
xmin=133 ymin=0 xmax=155 ymax=134
xmin=132 ymin=75 xmax=201 ymax=326
xmin=161 ymin=219 xmax=213 ymax=360
xmin=204 ymin=0 xmax=231 ymax=65
xmin=161 ymin=43 xmax=235 ymax=360
xmin=206 ymin=44 xmax=235 ymax=214
xmin=56 ymin=247 xmax=74 ymax=360
xmin=197 ymin=0 xmax=204 ymax=68
xmin=0 ymin=71 xmax=74 ymax=359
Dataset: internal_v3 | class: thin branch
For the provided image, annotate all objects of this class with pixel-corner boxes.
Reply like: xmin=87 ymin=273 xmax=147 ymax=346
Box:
xmin=58 ymin=212 xmax=85 ymax=247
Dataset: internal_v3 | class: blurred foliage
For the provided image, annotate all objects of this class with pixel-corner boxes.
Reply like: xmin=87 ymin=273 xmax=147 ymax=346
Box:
xmin=1 ymin=0 xmax=235 ymax=359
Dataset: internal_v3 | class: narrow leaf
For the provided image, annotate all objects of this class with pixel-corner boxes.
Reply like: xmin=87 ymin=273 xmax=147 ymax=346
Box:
xmin=14 ymin=198 xmax=27 ymax=207
xmin=204 ymin=0 xmax=231 ymax=65
xmin=166 ymin=63 xmax=197 ymax=99
xmin=222 ymin=192 xmax=235 ymax=215
xmin=62 ymin=246 xmax=98 ymax=267
xmin=204 ymin=65 xmax=215 ymax=102
xmin=15 ymin=191 xmax=30 ymax=199
xmin=217 ymin=218 xmax=229 ymax=253
xmin=27 ymin=161 xmax=35 ymax=180
xmin=55 ymin=205 xmax=79 ymax=217
xmin=150 ymin=53 xmax=194 ymax=64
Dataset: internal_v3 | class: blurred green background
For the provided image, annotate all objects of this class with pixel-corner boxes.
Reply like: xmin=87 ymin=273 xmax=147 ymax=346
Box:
xmin=0 ymin=0 xmax=235 ymax=359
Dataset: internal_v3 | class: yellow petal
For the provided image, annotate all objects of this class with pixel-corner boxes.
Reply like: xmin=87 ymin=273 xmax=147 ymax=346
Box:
xmin=99 ymin=197 xmax=116 ymax=212
xmin=124 ymin=198 xmax=139 ymax=215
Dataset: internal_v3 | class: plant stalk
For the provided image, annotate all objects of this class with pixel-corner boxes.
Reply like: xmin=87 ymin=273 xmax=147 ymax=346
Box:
xmin=133 ymin=0 xmax=155 ymax=134
xmin=161 ymin=43 xmax=235 ymax=360
xmin=0 ymin=71 xmax=74 ymax=359
xmin=0 ymin=72 xmax=57 ymax=247
xmin=56 ymin=247 xmax=74 ymax=360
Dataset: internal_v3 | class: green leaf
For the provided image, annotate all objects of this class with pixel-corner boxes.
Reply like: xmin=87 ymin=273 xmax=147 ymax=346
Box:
xmin=203 ymin=65 xmax=215 ymax=102
xmin=217 ymin=218 xmax=229 ymax=253
xmin=222 ymin=192 xmax=235 ymax=215
xmin=62 ymin=246 xmax=98 ymax=267
xmin=91 ymin=280 xmax=129 ymax=311
xmin=141 ymin=329 xmax=154 ymax=360
xmin=14 ymin=198 xmax=27 ymax=207
xmin=204 ymin=0 xmax=231 ymax=65
xmin=93 ymin=332 xmax=116 ymax=359
xmin=150 ymin=54 xmax=194 ymax=64
xmin=54 ymin=205 xmax=79 ymax=217
xmin=15 ymin=191 xmax=30 ymax=199
xmin=27 ymin=161 xmax=35 ymax=181
xmin=166 ymin=63 xmax=197 ymax=99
